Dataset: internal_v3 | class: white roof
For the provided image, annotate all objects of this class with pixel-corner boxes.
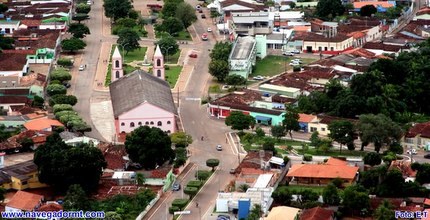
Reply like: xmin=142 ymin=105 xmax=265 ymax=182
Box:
xmin=269 ymin=156 xmax=284 ymax=165
xmin=333 ymin=65 xmax=357 ymax=73
xmin=287 ymin=21 xmax=311 ymax=26
xmin=154 ymin=45 xmax=163 ymax=57
xmin=253 ymin=174 xmax=273 ymax=188
xmin=223 ymin=4 xmax=253 ymax=11
xmin=112 ymin=171 xmax=136 ymax=179
xmin=112 ymin=46 xmax=121 ymax=59
xmin=232 ymin=12 xmax=269 ymax=23
xmin=260 ymin=84 xmax=300 ymax=93
xmin=268 ymin=11 xmax=304 ymax=20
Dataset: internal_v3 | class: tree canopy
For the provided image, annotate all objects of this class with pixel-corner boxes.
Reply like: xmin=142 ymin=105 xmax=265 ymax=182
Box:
xmin=103 ymin=0 xmax=132 ymax=20
xmin=363 ymin=152 xmax=382 ymax=166
xmin=225 ymin=111 xmax=255 ymax=131
xmin=328 ymin=120 xmax=355 ymax=147
xmin=125 ymin=126 xmax=175 ymax=169
xmin=117 ymin=28 xmax=141 ymax=55
xmin=155 ymin=17 xmax=184 ymax=35
xmin=283 ymin=104 xmax=300 ymax=139
xmin=170 ymin=132 xmax=193 ymax=148
xmin=209 ymin=60 xmax=230 ymax=81
xmin=34 ymin=133 xmax=107 ymax=192
xmin=175 ymin=2 xmax=197 ymax=28
xmin=156 ymin=35 xmax=179 ymax=56
xmin=225 ymin=74 xmax=246 ymax=87
xmin=315 ymin=0 xmax=345 ymax=20
xmin=360 ymin=5 xmax=377 ymax=17
xmin=61 ymin=37 xmax=86 ymax=53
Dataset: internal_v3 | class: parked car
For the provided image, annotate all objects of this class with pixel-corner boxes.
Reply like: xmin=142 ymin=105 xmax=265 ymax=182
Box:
xmin=201 ymin=14 xmax=206 ymax=19
xmin=189 ymin=53 xmax=198 ymax=58
xmin=229 ymin=168 xmax=236 ymax=174
xmin=63 ymin=82 xmax=71 ymax=88
xmin=289 ymin=61 xmax=300 ymax=66
xmin=201 ymin=33 xmax=208 ymax=41
xmin=253 ymin=75 xmax=264 ymax=80
xmin=216 ymin=144 xmax=222 ymax=151
xmin=291 ymin=59 xmax=302 ymax=63
xmin=217 ymin=215 xmax=231 ymax=220
xmin=78 ymin=65 xmax=85 ymax=71
xmin=172 ymin=183 xmax=181 ymax=191
xmin=292 ymin=49 xmax=300 ymax=54
xmin=283 ymin=52 xmax=294 ymax=56
xmin=407 ymin=149 xmax=417 ymax=155
xmin=425 ymin=154 xmax=430 ymax=159
xmin=207 ymin=28 xmax=212 ymax=32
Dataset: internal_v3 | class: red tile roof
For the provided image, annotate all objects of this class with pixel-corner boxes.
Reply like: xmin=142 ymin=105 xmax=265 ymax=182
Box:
xmin=363 ymin=42 xmax=407 ymax=52
xmin=286 ymin=164 xmax=359 ymax=180
xmin=405 ymin=122 xmax=430 ymax=138
xmin=353 ymin=1 xmax=394 ymax=9
xmin=293 ymin=32 xmax=352 ymax=43
xmin=342 ymin=48 xmax=376 ymax=59
xmin=389 ymin=160 xmax=417 ymax=177
xmin=23 ymin=118 xmax=64 ymax=131
xmin=38 ymin=203 xmax=63 ymax=211
xmin=20 ymin=19 xmax=41 ymax=27
xmin=425 ymin=198 xmax=430 ymax=206
xmin=7 ymin=191 xmax=43 ymax=211
xmin=0 ymin=96 xmax=32 ymax=105
xmin=0 ymin=51 xmax=31 ymax=71
xmin=317 ymin=115 xmax=358 ymax=125
xmin=300 ymin=206 xmax=334 ymax=220
xmin=299 ymin=113 xmax=317 ymax=123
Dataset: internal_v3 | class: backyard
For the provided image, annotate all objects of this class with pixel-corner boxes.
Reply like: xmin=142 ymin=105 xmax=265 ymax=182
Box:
xmin=165 ymin=66 xmax=182 ymax=88
xmin=251 ymin=56 xmax=316 ymax=77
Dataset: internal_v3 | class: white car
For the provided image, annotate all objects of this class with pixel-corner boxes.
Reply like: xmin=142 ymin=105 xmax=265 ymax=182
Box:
xmin=207 ymin=28 xmax=212 ymax=32
xmin=289 ymin=61 xmax=300 ymax=66
xmin=291 ymin=59 xmax=302 ymax=63
xmin=253 ymin=76 xmax=265 ymax=80
xmin=78 ymin=65 xmax=85 ymax=71
xmin=282 ymin=52 xmax=294 ymax=56
xmin=216 ymin=145 xmax=222 ymax=151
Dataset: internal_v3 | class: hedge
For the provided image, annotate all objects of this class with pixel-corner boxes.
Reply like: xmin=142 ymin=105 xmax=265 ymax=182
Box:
xmin=169 ymin=206 xmax=180 ymax=214
xmin=195 ymin=170 xmax=211 ymax=181
xmin=184 ymin=187 xmax=198 ymax=198
xmin=303 ymin=154 xmax=313 ymax=161
xmin=53 ymin=104 xmax=73 ymax=113
xmin=172 ymin=199 xmax=189 ymax=210
xmin=186 ymin=180 xmax=202 ymax=189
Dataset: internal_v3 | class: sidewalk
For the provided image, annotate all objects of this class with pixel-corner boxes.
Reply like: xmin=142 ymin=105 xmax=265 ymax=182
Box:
xmin=145 ymin=25 xmax=156 ymax=39
xmin=171 ymin=48 xmax=199 ymax=93
xmin=93 ymin=41 xmax=112 ymax=91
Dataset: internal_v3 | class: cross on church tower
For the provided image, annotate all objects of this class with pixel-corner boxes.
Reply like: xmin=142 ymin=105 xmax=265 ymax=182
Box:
xmin=153 ymin=45 xmax=165 ymax=80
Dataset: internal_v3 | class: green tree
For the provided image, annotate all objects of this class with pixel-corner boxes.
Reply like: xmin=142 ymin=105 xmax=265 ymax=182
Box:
xmin=225 ymin=74 xmax=246 ymax=88
xmin=376 ymin=169 xmax=405 ymax=197
xmin=0 ymin=35 xmax=14 ymax=50
xmin=309 ymin=131 xmax=321 ymax=147
xmin=374 ymin=200 xmax=396 ymax=220
xmin=34 ymin=134 xmax=107 ymax=192
xmin=156 ymin=17 xmax=183 ymax=35
xmin=246 ymin=204 xmax=262 ymax=220
xmin=103 ymin=0 xmax=132 ymax=20
xmin=32 ymin=95 xmax=45 ymax=108
xmin=315 ymin=0 xmax=345 ymax=20
xmin=175 ymin=2 xmax=197 ymax=28
xmin=156 ymin=35 xmax=179 ymax=56
xmin=0 ymin=187 xmax=6 ymax=202
xmin=0 ymin=4 xmax=8 ymax=14
xmin=50 ymin=68 xmax=72 ymax=81
xmin=63 ymin=184 xmax=91 ymax=211
xmin=184 ymin=187 xmax=198 ymax=198
xmin=342 ymin=185 xmax=370 ymax=215
xmin=136 ymin=173 xmax=145 ymax=185
xmin=363 ymin=152 xmax=382 ymax=166
xmin=413 ymin=163 xmax=430 ymax=184
xmin=210 ymin=42 xmax=232 ymax=61
xmin=137 ymin=16 xmax=147 ymax=30
xmin=128 ymin=9 xmax=139 ymax=19
xmin=357 ymin=114 xmax=403 ymax=152
xmin=19 ymin=137 xmax=34 ymax=151
xmin=209 ymin=60 xmax=229 ymax=81
xmin=116 ymin=18 xmax=137 ymax=28
xmin=328 ymin=120 xmax=355 ymax=153
xmin=255 ymin=127 xmax=265 ymax=138
xmin=323 ymin=183 xmax=340 ymax=205
xmin=161 ymin=0 xmax=184 ymax=18
xmin=360 ymin=5 xmax=377 ymax=17
xmin=46 ymin=84 xmax=67 ymax=96
xmin=170 ymin=132 xmax=193 ymax=147
xmin=50 ymin=94 xmax=78 ymax=106
xmin=72 ymin=13 xmax=89 ymax=23
xmin=271 ymin=125 xmax=285 ymax=139
xmin=53 ymin=104 xmax=73 ymax=113
xmin=262 ymin=138 xmax=276 ymax=154
xmin=283 ymin=104 xmax=300 ymax=139
xmin=386 ymin=6 xmax=403 ymax=19
xmin=61 ymin=37 xmax=86 ymax=53
xmin=117 ymin=28 xmax=140 ymax=55
xmin=225 ymin=111 xmax=255 ymax=131
xmin=206 ymin=158 xmax=220 ymax=171
xmin=271 ymin=186 xmax=293 ymax=206
xmin=57 ymin=58 xmax=73 ymax=67
xmin=105 ymin=212 xmax=122 ymax=220
xmin=125 ymin=126 xmax=175 ymax=169
xmin=238 ymin=184 xmax=250 ymax=192
xmin=76 ymin=3 xmax=91 ymax=14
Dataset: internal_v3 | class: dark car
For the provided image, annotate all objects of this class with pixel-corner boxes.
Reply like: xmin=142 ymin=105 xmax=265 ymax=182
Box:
xmin=425 ymin=154 xmax=430 ymax=159
xmin=217 ymin=215 xmax=230 ymax=220
xmin=172 ymin=183 xmax=181 ymax=191
xmin=201 ymin=14 xmax=206 ymax=19
xmin=63 ymin=82 xmax=71 ymax=88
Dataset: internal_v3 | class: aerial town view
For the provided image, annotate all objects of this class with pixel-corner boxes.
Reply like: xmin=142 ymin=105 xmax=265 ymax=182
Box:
xmin=1 ymin=0 xmax=430 ymax=218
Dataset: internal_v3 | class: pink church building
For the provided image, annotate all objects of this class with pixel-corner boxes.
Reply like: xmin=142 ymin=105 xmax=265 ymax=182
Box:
xmin=109 ymin=45 xmax=177 ymax=136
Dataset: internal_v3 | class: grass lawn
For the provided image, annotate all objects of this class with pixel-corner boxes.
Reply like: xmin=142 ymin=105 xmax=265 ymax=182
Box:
xmin=110 ymin=45 xmax=148 ymax=64
xmin=287 ymin=185 xmax=325 ymax=194
xmin=165 ymin=66 xmax=182 ymax=88
xmin=174 ymin=30 xmax=192 ymax=40
xmin=124 ymin=64 xmax=140 ymax=75
xmin=298 ymin=148 xmax=367 ymax=157
xmin=105 ymin=64 xmax=112 ymax=86
xmin=240 ymin=133 xmax=308 ymax=153
xmin=166 ymin=50 xmax=180 ymax=64
xmin=208 ymin=85 xmax=222 ymax=93
xmin=112 ymin=25 xmax=148 ymax=37
xmin=251 ymin=56 xmax=317 ymax=77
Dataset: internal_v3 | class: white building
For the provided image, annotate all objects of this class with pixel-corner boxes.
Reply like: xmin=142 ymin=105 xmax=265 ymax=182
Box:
xmin=216 ymin=187 xmax=274 ymax=214
xmin=0 ymin=20 xmax=20 ymax=36
xmin=229 ymin=36 xmax=257 ymax=78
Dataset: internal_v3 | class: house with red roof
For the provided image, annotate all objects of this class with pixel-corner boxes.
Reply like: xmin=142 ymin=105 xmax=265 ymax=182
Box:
xmin=5 ymin=191 xmax=44 ymax=212
xmin=300 ymin=206 xmax=334 ymax=220
xmin=286 ymin=159 xmax=359 ymax=186
xmin=298 ymin=113 xmax=317 ymax=133
xmin=403 ymin=121 xmax=430 ymax=150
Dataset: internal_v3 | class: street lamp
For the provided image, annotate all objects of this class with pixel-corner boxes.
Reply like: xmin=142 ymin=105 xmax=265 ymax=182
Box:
xmin=161 ymin=46 xmax=173 ymax=63
xmin=119 ymin=42 xmax=130 ymax=63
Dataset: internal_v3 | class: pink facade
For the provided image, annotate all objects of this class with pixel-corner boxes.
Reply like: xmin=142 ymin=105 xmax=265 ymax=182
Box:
xmin=116 ymin=102 xmax=176 ymax=134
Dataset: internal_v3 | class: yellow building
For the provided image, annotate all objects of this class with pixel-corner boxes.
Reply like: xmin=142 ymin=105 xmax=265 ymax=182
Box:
xmin=403 ymin=121 xmax=430 ymax=150
xmin=0 ymin=160 xmax=48 ymax=190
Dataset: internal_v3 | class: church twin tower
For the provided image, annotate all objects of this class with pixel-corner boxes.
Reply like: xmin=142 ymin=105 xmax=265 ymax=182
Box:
xmin=111 ymin=45 xmax=165 ymax=82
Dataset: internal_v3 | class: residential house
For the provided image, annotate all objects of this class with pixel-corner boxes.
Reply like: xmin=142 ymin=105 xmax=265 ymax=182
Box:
xmin=269 ymin=11 xmax=304 ymax=28
xmin=403 ymin=121 xmax=430 ymax=150
xmin=5 ymin=191 xmax=44 ymax=212
xmin=0 ymin=96 xmax=32 ymax=111
xmin=286 ymin=162 xmax=359 ymax=186
xmin=208 ymin=89 xmax=286 ymax=126
xmin=298 ymin=113 xmax=317 ymax=133
xmin=13 ymin=29 xmax=61 ymax=52
xmin=300 ymin=206 xmax=334 ymax=220
xmin=109 ymin=70 xmax=178 ymax=136
xmin=352 ymin=1 xmax=396 ymax=13
xmin=389 ymin=160 xmax=417 ymax=182
xmin=23 ymin=118 xmax=64 ymax=131
xmin=0 ymin=19 xmax=20 ymax=36
xmin=363 ymin=41 xmax=408 ymax=55
xmin=216 ymin=187 xmax=274 ymax=214
xmin=267 ymin=29 xmax=294 ymax=51
xmin=0 ymin=160 xmax=48 ymax=190
xmin=267 ymin=206 xmax=301 ymax=220
xmin=288 ymin=31 xmax=354 ymax=54
xmin=219 ymin=0 xmax=265 ymax=18
xmin=414 ymin=7 xmax=430 ymax=20
xmin=229 ymin=36 xmax=257 ymax=78
xmin=0 ymin=111 xmax=48 ymax=128
xmin=0 ymin=50 xmax=32 ymax=77
xmin=0 ymin=130 xmax=51 ymax=152
xmin=308 ymin=115 xmax=357 ymax=136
